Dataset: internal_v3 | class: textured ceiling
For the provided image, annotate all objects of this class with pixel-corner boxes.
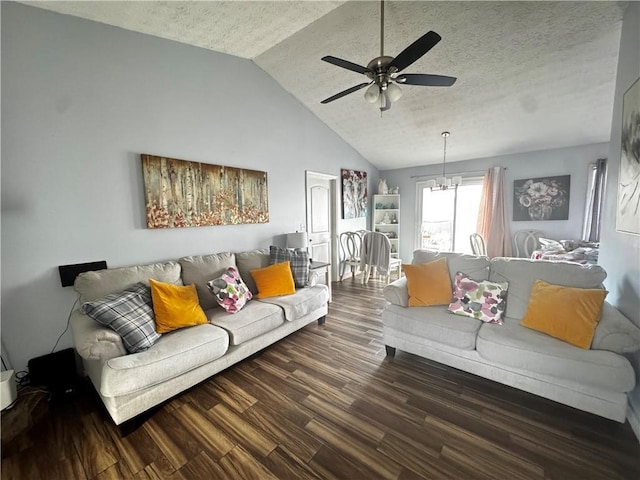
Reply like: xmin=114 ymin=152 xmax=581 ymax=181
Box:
xmin=23 ymin=1 xmax=625 ymax=170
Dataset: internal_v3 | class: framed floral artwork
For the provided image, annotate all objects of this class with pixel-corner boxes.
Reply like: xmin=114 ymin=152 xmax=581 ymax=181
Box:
xmin=617 ymin=77 xmax=640 ymax=235
xmin=513 ymin=175 xmax=570 ymax=221
xmin=341 ymin=169 xmax=368 ymax=219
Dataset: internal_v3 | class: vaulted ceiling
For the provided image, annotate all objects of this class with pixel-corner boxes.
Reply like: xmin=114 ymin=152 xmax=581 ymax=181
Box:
xmin=23 ymin=1 xmax=625 ymax=170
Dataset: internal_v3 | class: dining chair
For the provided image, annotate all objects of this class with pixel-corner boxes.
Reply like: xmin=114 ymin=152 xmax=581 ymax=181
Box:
xmin=469 ymin=233 xmax=487 ymax=256
xmin=339 ymin=231 xmax=364 ymax=282
xmin=513 ymin=229 xmax=544 ymax=258
xmin=360 ymin=231 xmax=402 ymax=284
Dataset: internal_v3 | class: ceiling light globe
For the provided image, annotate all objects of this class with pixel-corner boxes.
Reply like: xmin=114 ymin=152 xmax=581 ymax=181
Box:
xmin=387 ymin=82 xmax=402 ymax=102
xmin=364 ymin=84 xmax=380 ymax=103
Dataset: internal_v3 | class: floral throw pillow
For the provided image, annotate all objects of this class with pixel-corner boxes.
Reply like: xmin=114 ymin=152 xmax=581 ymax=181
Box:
xmin=207 ymin=266 xmax=253 ymax=313
xmin=448 ymin=272 xmax=508 ymax=324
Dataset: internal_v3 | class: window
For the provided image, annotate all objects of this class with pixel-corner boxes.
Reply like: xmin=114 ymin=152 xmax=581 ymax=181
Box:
xmin=416 ymin=177 xmax=484 ymax=254
xmin=582 ymin=158 xmax=607 ymax=242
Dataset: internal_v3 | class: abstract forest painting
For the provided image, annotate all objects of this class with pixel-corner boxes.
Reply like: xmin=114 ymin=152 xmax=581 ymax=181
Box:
xmin=617 ymin=77 xmax=640 ymax=235
xmin=341 ymin=169 xmax=368 ymax=219
xmin=142 ymin=154 xmax=268 ymax=229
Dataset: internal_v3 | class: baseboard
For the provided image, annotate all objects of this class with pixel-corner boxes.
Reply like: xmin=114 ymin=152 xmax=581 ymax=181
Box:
xmin=627 ymin=398 xmax=640 ymax=443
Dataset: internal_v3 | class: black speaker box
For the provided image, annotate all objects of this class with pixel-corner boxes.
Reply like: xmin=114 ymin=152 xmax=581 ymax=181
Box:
xmin=58 ymin=260 xmax=107 ymax=287
xmin=28 ymin=348 xmax=79 ymax=400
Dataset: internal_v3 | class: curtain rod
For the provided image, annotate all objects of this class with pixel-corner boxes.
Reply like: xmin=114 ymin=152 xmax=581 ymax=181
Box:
xmin=409 ymin=168 xmax=504 ymax=180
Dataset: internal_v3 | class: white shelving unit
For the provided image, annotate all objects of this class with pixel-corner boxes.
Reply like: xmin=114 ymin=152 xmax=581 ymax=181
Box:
xmin=373 ymin=194 xmax=400 ymax=257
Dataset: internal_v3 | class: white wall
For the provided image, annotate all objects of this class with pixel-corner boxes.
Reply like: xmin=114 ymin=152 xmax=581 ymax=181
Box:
xmin=0 ymin=3 xmax=378 ymax=372
xmin=380 ymin=143 xmax=608 ymax=262
xmin=598 ymin=2 xmax=640 ymax=438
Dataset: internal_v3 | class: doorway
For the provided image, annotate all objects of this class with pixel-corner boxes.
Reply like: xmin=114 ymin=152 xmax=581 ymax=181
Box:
xmin=305 ymin=171 xmax=338 ymax=280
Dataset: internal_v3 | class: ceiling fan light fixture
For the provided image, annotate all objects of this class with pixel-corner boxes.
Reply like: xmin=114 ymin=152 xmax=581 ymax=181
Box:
xmin=364 ymin=84 xmax=380 ymax=103
xmin=387 ymin=82 xmax=402 ymax=102
xmin=320 ymin=0 xmax=456 ymax=108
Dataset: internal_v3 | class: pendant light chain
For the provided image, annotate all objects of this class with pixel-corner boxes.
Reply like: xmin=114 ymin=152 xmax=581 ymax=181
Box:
xmin=442 ymin=131 xmax=450 ymax=178
xmin=426 ymin=131 xmax=459 ymax=191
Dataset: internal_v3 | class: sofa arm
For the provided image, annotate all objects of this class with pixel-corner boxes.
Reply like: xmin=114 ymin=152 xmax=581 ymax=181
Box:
xmin=70 ymin=310 xmax=127 ymax=361
xmin=592 ymin=302 xmax=640 ymax=354
xmin=383 ymin=277 xmax=409 ymax=307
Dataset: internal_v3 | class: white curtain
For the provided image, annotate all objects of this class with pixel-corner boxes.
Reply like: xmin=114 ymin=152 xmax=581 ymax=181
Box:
xmin=477 ymin=167 xmax=512 ymax=258
xmin=582 ymin=158 xmax=607 ymax=242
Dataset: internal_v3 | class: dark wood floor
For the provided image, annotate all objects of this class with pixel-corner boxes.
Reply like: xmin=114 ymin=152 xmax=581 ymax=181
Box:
xmin=2 ymin=278 xmax=639 ymax=479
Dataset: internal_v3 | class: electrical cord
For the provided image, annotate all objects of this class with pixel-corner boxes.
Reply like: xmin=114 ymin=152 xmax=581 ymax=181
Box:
xmin=51 ymin=297 xmax=79 ymax=354
xmin=15 ymin=370 xmax=30 ymax=387
xmin=1 ymin=297 xmax=79 ymax=390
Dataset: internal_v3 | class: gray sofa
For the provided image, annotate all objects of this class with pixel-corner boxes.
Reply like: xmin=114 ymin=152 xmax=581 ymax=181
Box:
xmin=70 ymin=249 xmax=329 ymax=427
xmin=382 ymin=250 xmax=640 ymax=422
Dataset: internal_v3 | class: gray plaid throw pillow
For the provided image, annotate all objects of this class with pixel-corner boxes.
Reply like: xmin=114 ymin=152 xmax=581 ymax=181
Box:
xmin=81 ymin=282 xmax=161 ymax=353
xmin=269 ymin=245 xmax=309 ymax=288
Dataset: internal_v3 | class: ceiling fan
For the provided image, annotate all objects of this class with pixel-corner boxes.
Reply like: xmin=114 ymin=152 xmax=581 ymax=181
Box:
xmin=320 ymin=0 xmax=456 ymax=112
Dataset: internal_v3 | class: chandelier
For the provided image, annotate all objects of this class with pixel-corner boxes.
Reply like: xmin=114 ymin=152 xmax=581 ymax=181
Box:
xmin=426 ymin=131 xmax=462 ymax=190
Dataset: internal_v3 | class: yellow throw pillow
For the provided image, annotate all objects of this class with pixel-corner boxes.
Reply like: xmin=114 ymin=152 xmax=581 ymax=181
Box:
xmin=403 ymin=258 xmax=453 ymax=307
xmin=250 ymin=261 xmax=296 ymax=299
xmin=149 ymin=279 xmax=208 ymax=333
xmin=520 ymin=280 xmax=607 ymax=349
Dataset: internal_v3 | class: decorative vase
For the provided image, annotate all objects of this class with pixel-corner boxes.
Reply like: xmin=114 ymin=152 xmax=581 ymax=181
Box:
xmin=378 ymin=179 xmax=388 ymax=195
xmin=528 ymin=204 xmax=552 ymax=221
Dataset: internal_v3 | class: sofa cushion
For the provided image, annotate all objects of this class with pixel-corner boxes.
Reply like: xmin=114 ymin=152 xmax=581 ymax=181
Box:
xmin=476 ymin=318 xmax=635 ymax=393
xmin=382 ymin=304 xmax=482 ymax=350
xmin=489 ymin=258 xmax=607 ymax=320
xmin=100 ymin=323 xmax=229 ymax=397
xmin=404 ymin=259 xmax=453 ymax=306
xmin=75 ymin=261 xmax=182 ymax=304
xmin=207 ymin=301 xmax=284 ymax=345
xmin=81 ymin=282 xmax=161 ymax=353
xmin=412 ymin=250 xmax=491 ymax=283
xmin=259 ymin=284 xmax=329 ymax=321
xmin=383 ymin=277 xmax=409 ymax=307
xmin=149 ymin=280 xmax=209 ymax=333
xmin=179 ymin=253 xmax=236 ymax=310
xmin=520 ymin=280 xmax=607 ymax=349
xmin=269 ymin=245 xmax=310 ymax=288
xmin=592 ymin=303 xmax=640 ymax=354
xmin=235 ymin=249 xmax=270 ymax=295
xmin=448 ymin=272 xmax=508 ymax=324
xmin=207 ymin=266 xmax=253 ymax=313
xmin=250 ymin=261 xmax=296 ymax=298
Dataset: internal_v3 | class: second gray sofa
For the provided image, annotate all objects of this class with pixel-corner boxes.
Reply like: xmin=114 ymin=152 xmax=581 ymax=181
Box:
xmin=382 ymin=250 xmax=640 ymax=422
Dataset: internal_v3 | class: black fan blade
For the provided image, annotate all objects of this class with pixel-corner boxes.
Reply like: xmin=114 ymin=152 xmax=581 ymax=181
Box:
xmin=396 ymin=74 xmax=457 ymax=87
xmin=322 ymin=56 xmax=371 ymax=75
xmin=321 ymin=82 xmax=371 ymax=104
xmin=388 ymin=31 xmax=441 ymax=73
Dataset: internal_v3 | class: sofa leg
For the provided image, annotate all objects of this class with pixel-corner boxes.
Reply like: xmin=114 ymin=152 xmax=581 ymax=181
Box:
xmin=117 ymin=415 xmax=147 ymax=437
xmin=116 ymin=406 xmax=159 ymax=437
xmin=317 ymin=316 xmax=326 ymax=326
xmin=385 ymin=345 xmax=396 ymax=356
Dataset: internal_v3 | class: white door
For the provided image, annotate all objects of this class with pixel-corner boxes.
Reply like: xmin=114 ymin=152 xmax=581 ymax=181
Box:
xmin=306 ymin=172 xmax=336 ymax=269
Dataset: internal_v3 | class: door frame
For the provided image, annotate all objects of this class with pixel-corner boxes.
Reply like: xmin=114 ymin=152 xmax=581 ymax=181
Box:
xmin=305 ymin=170 xmax=339 ymax=281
